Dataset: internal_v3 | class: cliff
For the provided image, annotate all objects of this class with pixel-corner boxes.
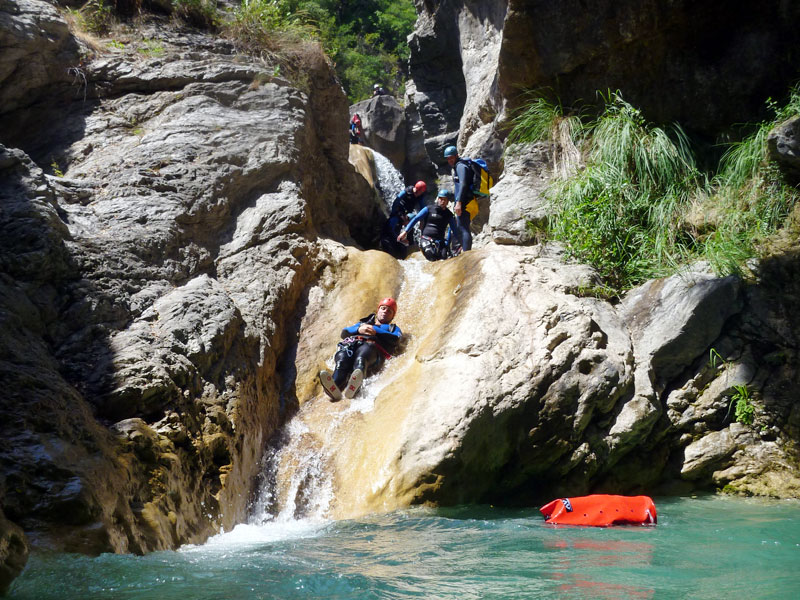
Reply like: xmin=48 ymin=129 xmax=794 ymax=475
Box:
xmin=2 ymin=0 xmax=800 ymax=593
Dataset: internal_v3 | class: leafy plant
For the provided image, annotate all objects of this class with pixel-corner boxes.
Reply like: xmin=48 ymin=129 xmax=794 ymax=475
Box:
xmin=50 ymin=159 xmax=64 ymax=178
xmin=543 ymin=93 xmax=701 ymax=289
xmin=708 ymin=348 xmax=726 ymax=370
xmin=68 ymin=0 xmax=115 ymax=35
xmin=730 ymin=384 xmax=755 ymax=425
xmin=138 ymin=39 xmax=165 ymax=56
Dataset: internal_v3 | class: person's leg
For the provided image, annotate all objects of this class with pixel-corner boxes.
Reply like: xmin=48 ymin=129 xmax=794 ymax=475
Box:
xmin=420 ymin=238 xmax=440 ymax=261
xmin=456 ymin=211 xmax=472 ymax=251
xmin=332 ymin=345 xmax=356 ymax=388
xmin=353 ymin=343 xmax=380 ymax=377
xmin=344 ymin=344 xmax=380 ymax=398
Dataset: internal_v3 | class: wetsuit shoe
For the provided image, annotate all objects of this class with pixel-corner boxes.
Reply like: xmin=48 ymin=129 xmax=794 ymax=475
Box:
xmin=343 ymin=368 xmax=364 ymax=399
xmin=319 ymin=370 xmax=342 ymax=401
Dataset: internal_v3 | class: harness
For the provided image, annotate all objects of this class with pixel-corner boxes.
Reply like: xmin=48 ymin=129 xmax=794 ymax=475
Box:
xmin=338 ymin=335 xmax=393 ymax=360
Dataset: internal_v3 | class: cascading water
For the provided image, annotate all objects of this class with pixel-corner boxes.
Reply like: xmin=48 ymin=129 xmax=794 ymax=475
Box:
xmin=249 ymin=258 xmax=435 ymax=526
xmin=372 ymin=149 xmax=406 ymax=211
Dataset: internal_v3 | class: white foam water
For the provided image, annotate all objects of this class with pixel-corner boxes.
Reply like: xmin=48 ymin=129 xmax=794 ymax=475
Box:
xmin=247 ymin=257 xmax=436 ymax=525
xmin=372 ymin=149 xmax=405 ymax=212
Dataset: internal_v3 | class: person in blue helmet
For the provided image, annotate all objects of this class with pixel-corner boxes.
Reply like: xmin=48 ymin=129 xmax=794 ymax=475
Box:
xmin=444 ymin=145 xmax=474 ymax=252
xmin=397 ymin=189 xmax=457 ymax=261
xmin=319 ymin=298 xmax=403 ymax=401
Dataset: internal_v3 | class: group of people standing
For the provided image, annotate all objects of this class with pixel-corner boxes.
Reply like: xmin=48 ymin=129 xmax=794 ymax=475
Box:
xmin=381 ymin=145 xmax=475 ymax=262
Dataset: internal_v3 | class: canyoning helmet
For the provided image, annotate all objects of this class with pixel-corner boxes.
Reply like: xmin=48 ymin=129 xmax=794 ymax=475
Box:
xmin=413 ymin=180 xmax=427 ymax=194
xmin=377 ymin=297 xmax=398 ymax=316
xmin=444 ymin=145 xmax=458 ymax=158
xmin=374 ymin=84 xmax=381 ymax=90
xmin=437 ymin=188 xmax=452 ymax=199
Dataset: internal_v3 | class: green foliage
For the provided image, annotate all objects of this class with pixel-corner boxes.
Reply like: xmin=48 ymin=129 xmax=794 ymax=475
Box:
xmin=731 ymin=384 xmax=755 ymax=425
xmin=225 ymin=0 xmax=316 ymax=54
xmin=509 ymin=86 xmax=800 ymax=292
xmin=543 ymin=94 xmax=701 ymax=289
xmin=137 ymin=39 xmax=165 ymax=56
xmin=172 ymin=0 xmax=219 ymax=29
xmin=50 ymin=159 xmax=64 ymax=178
xmin=507 ymin=95 xmax=587 ymax=147
xmin=68 ymin=0 xmax=115 ymax=35
xmin=265 ymin=0 xmax=416 ymax=102
xmin=708 ymin=348 xmax=726 ymax=371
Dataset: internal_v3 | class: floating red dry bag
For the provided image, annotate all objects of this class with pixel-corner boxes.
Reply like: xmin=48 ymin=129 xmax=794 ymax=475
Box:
xmin=540 ymin=494 xmax=657 ymax=526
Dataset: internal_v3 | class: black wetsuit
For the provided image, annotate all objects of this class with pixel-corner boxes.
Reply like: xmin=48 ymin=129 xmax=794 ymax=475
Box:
xmin=333 ymin=314 xmax=403 ymax=388
xmin=452 ymin=159 xmax=475 ymax=251
xmin=404 ymin=204 xmax=457 ymax=261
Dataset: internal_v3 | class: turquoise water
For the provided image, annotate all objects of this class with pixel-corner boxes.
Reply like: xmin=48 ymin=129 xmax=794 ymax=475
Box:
xmin=7 ymin=496 xmax=800 ymax=599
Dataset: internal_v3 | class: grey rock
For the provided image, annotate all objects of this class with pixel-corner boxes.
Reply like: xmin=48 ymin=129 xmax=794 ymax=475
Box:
xmin=767 ymin=116 xmax=800 ymax=182
xmin=0 ymin=508 xmax=28 ymax=595
xmin=350 ymin=95 xmax=406 ymax=171
xmin=488 ymin=142 xmax=552 ymax=244
xmin=681 ymin=427 xmax=739 ymax=480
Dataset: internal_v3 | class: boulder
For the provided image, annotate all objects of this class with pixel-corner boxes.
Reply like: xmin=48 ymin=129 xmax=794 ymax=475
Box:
xmin=767 ymin=116 xmax=800 ymax=183
xmin=350 ymin=94 xmax=407 ymax=171
xmin=0 ymin=0 xmax=82 ymax=138
xmin=488 ymin=142 xmax=553 ymax=244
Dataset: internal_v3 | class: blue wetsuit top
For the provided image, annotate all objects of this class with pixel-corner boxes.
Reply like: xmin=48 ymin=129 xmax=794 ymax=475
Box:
xmin=341 ymin=314 xmax=403 ymax=353
xmin=392 ymin=186 xmax=427 ymax=217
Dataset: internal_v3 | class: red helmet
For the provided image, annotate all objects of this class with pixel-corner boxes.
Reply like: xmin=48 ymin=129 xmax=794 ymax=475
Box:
xmin=377 ymin=297 xmax=398 ymax=315
xmin=413 ymin=181 xmax=427 ymax=194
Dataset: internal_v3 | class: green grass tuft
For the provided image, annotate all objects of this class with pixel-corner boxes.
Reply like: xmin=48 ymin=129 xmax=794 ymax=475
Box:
xmin=508 ymin=87 xmax=800 ymax=292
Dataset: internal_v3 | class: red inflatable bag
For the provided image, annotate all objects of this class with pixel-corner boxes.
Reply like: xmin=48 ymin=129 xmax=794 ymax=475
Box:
xmin=540 ymin=494 xmax=657 ymax=526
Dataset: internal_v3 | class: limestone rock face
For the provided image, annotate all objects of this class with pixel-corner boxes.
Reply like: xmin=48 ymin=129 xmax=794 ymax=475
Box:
xmin=0 ymin=508 xmax=28 ymax=595
xmin=497 ymin=0 xmax=800 ymax=137
xmin=488 ymin=142 xmax=552 ymax=244
xmin=275 ymin=245 xmax=800 ymax=516
xmin=0 ymin=14 xmax=373 ymax=564
xmin=408 ymin=0 xmax=507 ymax=175
xmin=0 ymin=0 xmax=82 ymax=122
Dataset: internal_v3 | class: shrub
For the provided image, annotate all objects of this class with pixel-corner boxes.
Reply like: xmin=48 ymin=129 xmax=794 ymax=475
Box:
xmin=510 ymin=87 xmax=800 ymax=292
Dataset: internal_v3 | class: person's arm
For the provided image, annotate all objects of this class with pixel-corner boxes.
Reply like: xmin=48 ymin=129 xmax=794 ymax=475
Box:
xmin=398 ymin=206 xmax=429 ymax=241
xmin=340 ymin=322 xmax=361 ymax=338
xmin=375 ymin=324 xmax=402 ymax=351
xmin=455 ymin=162 xmax=473 ymax=207
xmin=446 ymin=214 xmax=458 ymax=245
xmin=391 ymin=190 xmax=408 ymax=217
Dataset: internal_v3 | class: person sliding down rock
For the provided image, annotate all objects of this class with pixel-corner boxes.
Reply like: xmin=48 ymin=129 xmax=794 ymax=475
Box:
xmin=397 ymin=189 xmax=457 ymax=261
xmin=319 ymin=298 xmax=403 ymax=401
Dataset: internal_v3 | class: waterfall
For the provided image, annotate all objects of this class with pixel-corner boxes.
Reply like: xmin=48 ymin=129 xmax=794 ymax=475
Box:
xmin=372 ymin=149 xmax=405 ymax=212
xmin=249 ymin=258 xmax=435 ymax=524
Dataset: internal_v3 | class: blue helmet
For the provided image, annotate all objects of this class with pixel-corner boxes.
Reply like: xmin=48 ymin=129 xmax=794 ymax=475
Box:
xmin=437 ymin=189 xmax=452 ymax=198
xmin=443 ymin=145 xmax=458 ymax=158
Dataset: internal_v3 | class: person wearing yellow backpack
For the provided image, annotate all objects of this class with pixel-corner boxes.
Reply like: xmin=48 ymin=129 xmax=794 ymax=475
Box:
xmin=444 ymin=145 xmax=480 ymax=253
